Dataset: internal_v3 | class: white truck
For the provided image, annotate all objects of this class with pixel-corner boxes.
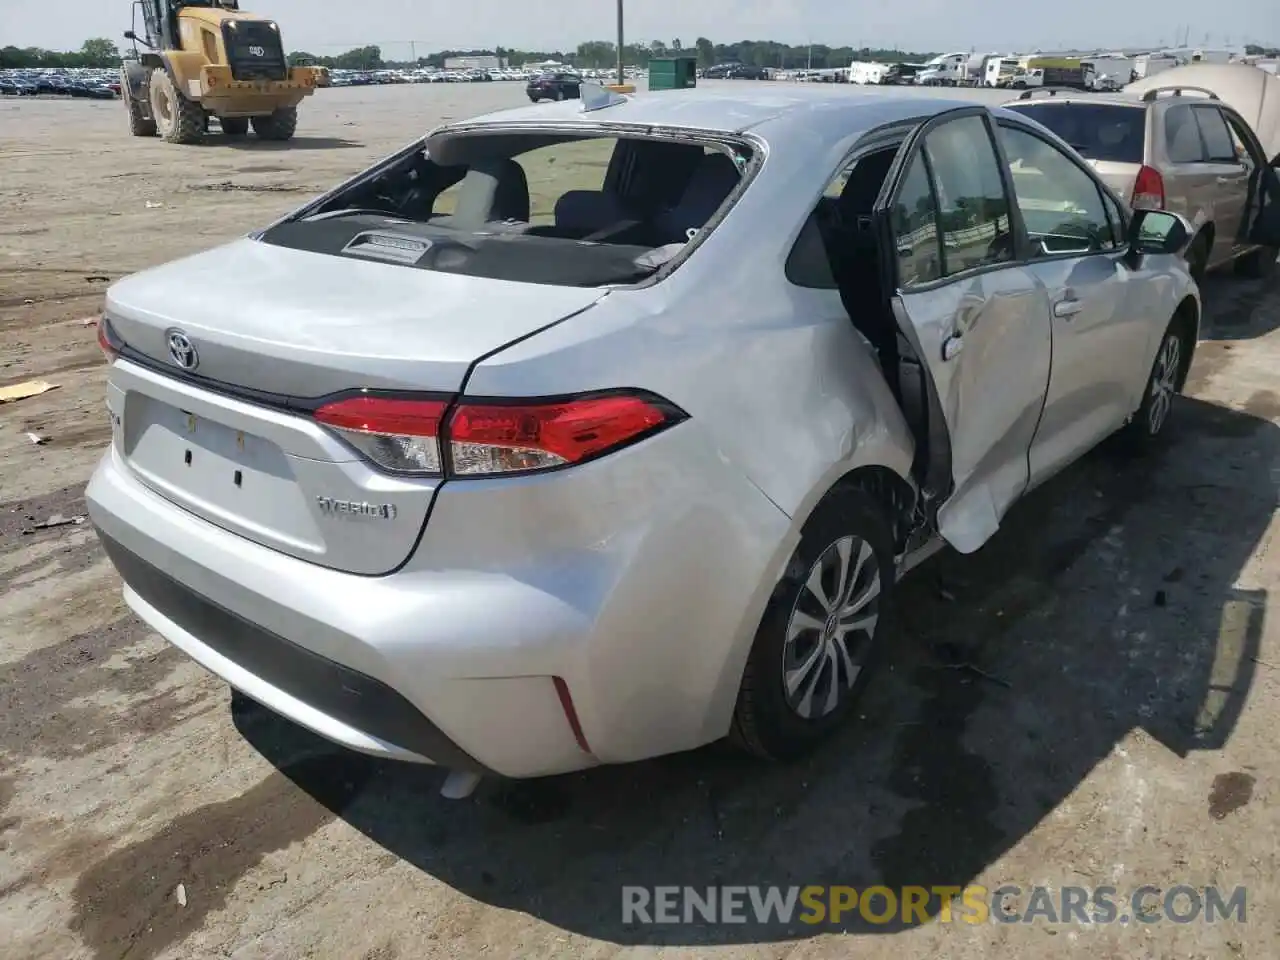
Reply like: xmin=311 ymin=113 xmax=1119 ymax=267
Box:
xmin=848 ymin=61 xmax=889 ymax=85
xmin=915 ymin=51 xmax=968 ymax=86
xmin=1082 ymin=56 xmax=1134 ymax=90
xmin=1132 ymin=54 xmax=1179 ymax=80
xmin=984 ymin=56 xmax=1021 ymax=87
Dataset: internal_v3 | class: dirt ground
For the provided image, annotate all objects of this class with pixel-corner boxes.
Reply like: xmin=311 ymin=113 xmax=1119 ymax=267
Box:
xmin=2 ymin=81 xmax=1280 ymax=960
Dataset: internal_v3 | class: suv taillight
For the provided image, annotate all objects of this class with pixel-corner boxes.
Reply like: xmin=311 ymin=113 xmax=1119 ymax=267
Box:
xmin=313 ymin=390 xmax=685 ymax=478
xmin=1132 ymin=165 xmax=1166 ymax=210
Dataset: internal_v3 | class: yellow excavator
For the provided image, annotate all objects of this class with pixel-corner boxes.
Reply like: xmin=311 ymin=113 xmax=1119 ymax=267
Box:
xmin=121 ymin=0 xmax=320 ymax=144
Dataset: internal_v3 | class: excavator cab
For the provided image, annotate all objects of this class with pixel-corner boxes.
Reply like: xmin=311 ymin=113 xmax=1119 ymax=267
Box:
xmin=121 ymin=0 xmax=318 ymax=144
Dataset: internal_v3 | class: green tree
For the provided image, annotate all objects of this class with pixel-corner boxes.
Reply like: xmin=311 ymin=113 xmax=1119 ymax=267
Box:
xmin=694 ymin=37 xmax=715 ymax=67
xmin=80 ymin=37 xmax=119 ymax=66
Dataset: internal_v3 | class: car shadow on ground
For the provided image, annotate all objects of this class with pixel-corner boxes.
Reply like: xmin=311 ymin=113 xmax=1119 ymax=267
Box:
xmin=234 ymin=389 xmax=1274 ymax=946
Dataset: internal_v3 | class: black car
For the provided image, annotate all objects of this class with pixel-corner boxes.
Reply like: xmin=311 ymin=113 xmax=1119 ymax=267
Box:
xmin=527 ymin=72 xmax=581 ymax=102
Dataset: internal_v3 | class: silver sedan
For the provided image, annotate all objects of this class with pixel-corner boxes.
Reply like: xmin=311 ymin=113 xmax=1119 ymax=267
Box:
xmin=86 ymin=85 xmax=1280 ymax=789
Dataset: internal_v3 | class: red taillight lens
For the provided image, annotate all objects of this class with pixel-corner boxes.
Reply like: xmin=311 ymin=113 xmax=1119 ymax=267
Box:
xmin=314 ymin=390 xmax=683 ymax=478
xmin=314 ymin=395 xmax=447 ymax=475
xmin=1132 ymin=165 xmax=1165 ymax=211
xmin=96 ymin=316 xmax=121 ymax=363
xmin=447 ymin=393 xmax=679 ymax=476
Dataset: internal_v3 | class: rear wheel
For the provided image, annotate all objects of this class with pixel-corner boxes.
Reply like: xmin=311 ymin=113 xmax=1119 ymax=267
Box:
xmin=1234 ymin=245 xmax=1278 ymax=280
xmin=554 ymin=88 xmax=566 ymax=101
xmin=149 ymin=68 xmax=204 ymax=144
xmin=251 ymin=107 xmax=298 ymax=141
xmin=732 ymin=489 xmax=896 ymax=761
xmin=219 ymin=116 xmax=249 ymax=137
xmin=122 ymin=72 xmax=156 ymax=137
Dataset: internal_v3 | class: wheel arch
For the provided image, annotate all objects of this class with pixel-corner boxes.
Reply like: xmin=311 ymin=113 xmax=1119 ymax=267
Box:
xmin=1169 ymin=293 xmax=1200 ymax=390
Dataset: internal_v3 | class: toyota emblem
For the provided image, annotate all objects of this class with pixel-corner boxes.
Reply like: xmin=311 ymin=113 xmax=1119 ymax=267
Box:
xmin=165 ymin=329 xmax=199 ymax=370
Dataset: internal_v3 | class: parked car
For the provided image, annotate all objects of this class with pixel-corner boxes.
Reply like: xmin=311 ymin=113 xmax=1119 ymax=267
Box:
xmin=87 ymin=88 xmax=1280 ymax=787
xmin=526 ymin=71 xmax=581 ymax=102
xmin=1005 ymin=76 xmax=1280 ymax=280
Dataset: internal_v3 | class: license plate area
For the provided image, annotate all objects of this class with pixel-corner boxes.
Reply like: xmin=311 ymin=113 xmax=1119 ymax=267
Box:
xmin=122 ymin=393 xmax=323 ymax=551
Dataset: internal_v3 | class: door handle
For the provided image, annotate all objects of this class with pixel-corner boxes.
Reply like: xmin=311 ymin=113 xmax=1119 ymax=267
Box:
xmin=1053 ymin=297 xmax=1085 ymax=319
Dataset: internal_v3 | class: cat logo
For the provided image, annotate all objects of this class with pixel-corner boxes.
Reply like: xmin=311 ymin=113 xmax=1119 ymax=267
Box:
xmin=248 ymin=45 xmax=266 ymax=57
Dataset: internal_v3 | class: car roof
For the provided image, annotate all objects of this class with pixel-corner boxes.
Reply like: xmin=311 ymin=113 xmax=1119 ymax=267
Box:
xmin=442 ymin=87 xmax=1001 ymax=145
xmin=1003 ymin=92 xmax=1146 ymax=109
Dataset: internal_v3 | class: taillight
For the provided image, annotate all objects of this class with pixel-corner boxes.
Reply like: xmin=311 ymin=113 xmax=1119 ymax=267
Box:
xmin=96 ymin=316 xmax=121 ymax=363
xmin=448 ymin=393 xmax=679 ymax=475
xmin=313 ymin=390 xmax=684 ymax=478
xmin=1132 ymin=165 xmax=1165 ymax=210
xmin=314 ymin=395 xmax=448 ymax=475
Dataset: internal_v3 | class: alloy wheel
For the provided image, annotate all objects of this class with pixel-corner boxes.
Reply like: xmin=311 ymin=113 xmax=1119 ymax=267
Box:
xmin=782 ymin=535 xmax=881 ymax=720
xmin=1147 ymin=334 xmax=1181 ymax=435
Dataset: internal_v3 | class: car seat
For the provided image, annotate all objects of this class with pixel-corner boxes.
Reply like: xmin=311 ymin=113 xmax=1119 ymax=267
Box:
xmin=451 ymin=158 xmax=531 ymax=224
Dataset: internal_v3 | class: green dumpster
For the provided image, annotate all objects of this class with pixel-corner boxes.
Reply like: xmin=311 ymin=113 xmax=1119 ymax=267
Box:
xmin=649 ymin=56 xmax=698 ymax=91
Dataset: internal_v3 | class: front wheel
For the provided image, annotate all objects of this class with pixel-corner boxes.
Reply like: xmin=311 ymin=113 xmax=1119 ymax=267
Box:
xmin=732 ymin=489 xmax=896 ymax=761
xmin=1120 ymin=320 xmax=1190 ymax=448
xmin=149 ymin=67 xmax=204 ymax=144
xmin=554 ymin=89 xmax=566 ymax=101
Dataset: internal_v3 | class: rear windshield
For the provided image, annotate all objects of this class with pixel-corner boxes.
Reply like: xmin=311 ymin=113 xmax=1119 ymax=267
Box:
xmin=1005 ymin=103 xmax=1146 ymax=163
xmin=260 ymin=133 xmax=752 ymax=287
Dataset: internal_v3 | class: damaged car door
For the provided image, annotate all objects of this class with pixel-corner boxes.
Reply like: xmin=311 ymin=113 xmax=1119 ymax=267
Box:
xmin=875 ymin=108 xmax=1053 ymax=554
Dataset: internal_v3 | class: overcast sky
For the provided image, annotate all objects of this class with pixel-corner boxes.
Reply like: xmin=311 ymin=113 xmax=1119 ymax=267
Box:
xmin=4 ymin=0 xmax=1276 ymax=56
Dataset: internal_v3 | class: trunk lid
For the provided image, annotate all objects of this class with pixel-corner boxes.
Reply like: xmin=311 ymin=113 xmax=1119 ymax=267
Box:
xmin=105 ymin=238 xmax=606 ymax=398
xmin=105 ymin=238 xmax=606 ymax=575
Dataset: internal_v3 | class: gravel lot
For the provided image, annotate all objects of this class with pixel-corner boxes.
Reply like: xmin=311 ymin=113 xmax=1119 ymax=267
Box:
xmin=2 ymin=80 xmax=1279 ymax=960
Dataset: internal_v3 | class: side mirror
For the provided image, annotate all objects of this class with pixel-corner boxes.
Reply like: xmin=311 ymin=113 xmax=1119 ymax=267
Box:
xmin=124 ymin=30 xmax=137 ymax=40
xmin=1127 ymin=209 xmax=1191 ymax=258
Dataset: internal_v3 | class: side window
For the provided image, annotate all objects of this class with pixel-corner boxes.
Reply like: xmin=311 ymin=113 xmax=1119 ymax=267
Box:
xmin=1164 ymin=105 xmax=1205 ymax=163
xmin=890 ymin=153 xmax=942 ymax=287
xmin=1192 ymin=106 xmax=1238 ymax=163
xmin=998 ymin=124 xmax=1121 ymax=253
xmin=921 ymin=115 xmax=1014 ymax=275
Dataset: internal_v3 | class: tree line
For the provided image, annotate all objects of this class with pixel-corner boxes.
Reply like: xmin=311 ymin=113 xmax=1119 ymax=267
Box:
xmin=288 ymin=40 xmax=943 ymax=72
xmin=1 ymin=39 xmax=120 ymax=69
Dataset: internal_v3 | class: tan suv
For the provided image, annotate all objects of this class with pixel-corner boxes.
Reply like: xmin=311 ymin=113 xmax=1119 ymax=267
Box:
xmin=1005 ymin=73 xmax=1279 ymax=281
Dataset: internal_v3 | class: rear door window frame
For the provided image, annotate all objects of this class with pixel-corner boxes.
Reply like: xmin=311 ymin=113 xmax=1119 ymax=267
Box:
xmin=879 ymin=107 xmax=1033 ymax=294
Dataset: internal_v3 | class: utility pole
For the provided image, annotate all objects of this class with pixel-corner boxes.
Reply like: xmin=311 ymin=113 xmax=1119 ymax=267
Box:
xmin=616 ymin=0 xmax=625 ymax=85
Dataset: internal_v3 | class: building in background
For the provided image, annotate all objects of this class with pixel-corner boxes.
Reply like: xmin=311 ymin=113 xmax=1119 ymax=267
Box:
xmin=445 ymin=55 xmax=503 ymax=70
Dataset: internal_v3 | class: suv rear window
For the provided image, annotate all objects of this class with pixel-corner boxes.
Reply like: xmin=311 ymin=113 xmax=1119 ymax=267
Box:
xmin=1005 ymin=103 xmax=1146 ymax=163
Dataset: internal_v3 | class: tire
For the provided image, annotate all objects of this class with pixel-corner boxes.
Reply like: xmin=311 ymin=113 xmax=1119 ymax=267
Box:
xmin=1120 ymin=317 xmax=1191 ymax=448
xmin=219 ymin=116 xmax=249 ymax=137
xmin=251 ymin=107 xmax=298 ymax=141
xmin=1234 ymin=245 xmax=1278 ymax=280
xmin=554 ymin=89 xmax=566 ymax=101
xmin=149 ymin=67 xmax=204 ymax=144
xmin=1186 ymin=232 xmax=1210 ymax=284
xmin=731 ymin=488 xmax=896 ymax=761
xmin=122 ymin=77 xmax=156 ymax=137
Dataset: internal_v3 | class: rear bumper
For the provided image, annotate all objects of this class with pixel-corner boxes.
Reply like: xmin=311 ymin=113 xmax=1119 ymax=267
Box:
xmin=87 ymin=421 xmax=792 ymax=777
